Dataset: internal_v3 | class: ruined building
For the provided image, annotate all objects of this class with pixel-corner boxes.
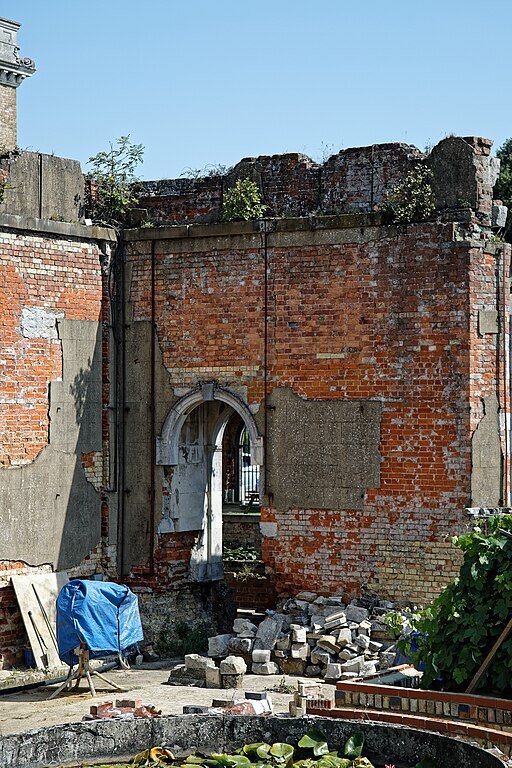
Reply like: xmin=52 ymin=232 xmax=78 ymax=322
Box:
xmin=0 ymin=18 xmax=510 ymax=658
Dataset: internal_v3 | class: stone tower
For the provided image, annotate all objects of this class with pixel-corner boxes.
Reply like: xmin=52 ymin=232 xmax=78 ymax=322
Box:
xmin=0 ymin=18 xmax=35 ymax=151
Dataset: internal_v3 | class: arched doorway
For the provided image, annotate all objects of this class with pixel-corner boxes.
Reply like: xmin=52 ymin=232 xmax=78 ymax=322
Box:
xmin=156 ymin=384 xmax=263 ymax=581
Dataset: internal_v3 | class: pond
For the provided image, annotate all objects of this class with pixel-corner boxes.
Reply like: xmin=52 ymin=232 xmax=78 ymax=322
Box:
xmin=0 ymin=715 xmax=505 ymax=768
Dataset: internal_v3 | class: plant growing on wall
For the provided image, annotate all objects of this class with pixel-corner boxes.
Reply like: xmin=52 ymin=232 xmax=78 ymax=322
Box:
xmin=223 ymin=177 xmax=267 ymax=222
xmin=382 ymin=164 xmax=436 ymax=224
xmin=405 ymin=515 xmax=512 ymax=693
xmin=85 ymin=135 xmax=144 ymax=225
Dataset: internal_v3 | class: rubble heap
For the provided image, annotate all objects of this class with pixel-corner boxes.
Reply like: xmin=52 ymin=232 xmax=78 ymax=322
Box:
xmin=208 ymin=592 xmax=398 ymax=682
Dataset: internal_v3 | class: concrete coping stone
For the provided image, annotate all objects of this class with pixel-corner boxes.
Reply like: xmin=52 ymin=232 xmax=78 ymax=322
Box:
xmin=0 ymin=212 xmax=116 ymax=241
xmin=123 ymin=212 xmax=386 ymax=241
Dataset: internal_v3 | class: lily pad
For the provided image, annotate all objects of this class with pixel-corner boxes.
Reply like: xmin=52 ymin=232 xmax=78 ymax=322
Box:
xmin=342 ymin=733 xmax=365 ymax=760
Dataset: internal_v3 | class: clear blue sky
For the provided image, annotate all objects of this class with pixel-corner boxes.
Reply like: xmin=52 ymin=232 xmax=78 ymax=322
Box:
xmin=3 ymin=0 xmax=512 ymax=180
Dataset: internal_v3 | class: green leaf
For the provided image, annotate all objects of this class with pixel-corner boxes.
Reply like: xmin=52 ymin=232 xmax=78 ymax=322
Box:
xmin=342 ymin=733 xmax=365 ymax=759
xmin=298 ymin=729 xmax=329 ymax=750
xmin=243 ymin=744 xmax=271 ymax=760
xmin=269 ymin=743 xmax=294 ymax=761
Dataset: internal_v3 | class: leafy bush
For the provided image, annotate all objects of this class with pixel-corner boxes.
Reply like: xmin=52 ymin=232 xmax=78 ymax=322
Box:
xmin=155 ymin=620 xmax=210 ymax=658
xmin=223 ymin=544 xmax=259 ymax=561
xmin=85 ymin=135 xmax=144 ymax=225
xmin=223 ymin=178 xmax=267 ymax=222
xmin=411 ymin=515 xmax=512 ymax=693
xmin=382 ymin=165 xmax=436 ymax=225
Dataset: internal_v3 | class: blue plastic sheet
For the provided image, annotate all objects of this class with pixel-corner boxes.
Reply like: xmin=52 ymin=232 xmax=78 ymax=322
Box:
xmin=56 ymin=579 xmax=144 ymax=664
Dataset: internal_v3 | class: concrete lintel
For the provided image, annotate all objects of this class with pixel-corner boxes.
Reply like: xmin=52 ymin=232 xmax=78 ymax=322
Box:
xmin=0 ymin=212 xmax=116 ymax=241
xmin=123 ymin=212 xmax=385 ymax=242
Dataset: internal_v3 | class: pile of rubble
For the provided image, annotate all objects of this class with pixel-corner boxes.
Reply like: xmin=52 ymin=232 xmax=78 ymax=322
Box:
xmin=207 ymin=592 xmax=398 ymax=683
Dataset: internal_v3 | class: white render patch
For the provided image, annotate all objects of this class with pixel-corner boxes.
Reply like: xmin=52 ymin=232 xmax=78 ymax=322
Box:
xmin=21 ymin=306 xmax=64 ymax=339
xmin=259 ymin=522 xmax=278 ymax=538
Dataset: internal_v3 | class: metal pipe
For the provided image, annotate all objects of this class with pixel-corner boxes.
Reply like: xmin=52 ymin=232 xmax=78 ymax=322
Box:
xmin=149 ymin=238 xmax=156 ymax=574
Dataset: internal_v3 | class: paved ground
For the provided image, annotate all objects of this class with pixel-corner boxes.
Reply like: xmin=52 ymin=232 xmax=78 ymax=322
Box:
xmin=0 ymin=661 xmax=333 ymax=737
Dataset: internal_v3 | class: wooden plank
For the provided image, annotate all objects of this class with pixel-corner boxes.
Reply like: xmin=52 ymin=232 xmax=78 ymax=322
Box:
xmin=12 ymin=572 xmax=68 ymax=670
xmin=465 ymin=616 xmax=512 ymax=694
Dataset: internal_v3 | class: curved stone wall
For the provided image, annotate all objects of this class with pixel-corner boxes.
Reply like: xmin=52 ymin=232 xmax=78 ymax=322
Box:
xmin=0 ymin=714 xmax=505 ymax=768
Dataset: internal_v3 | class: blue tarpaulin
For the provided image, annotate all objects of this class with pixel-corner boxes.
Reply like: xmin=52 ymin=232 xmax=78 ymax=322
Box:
xmin=56 ymin=579 xmax=143 ymax=664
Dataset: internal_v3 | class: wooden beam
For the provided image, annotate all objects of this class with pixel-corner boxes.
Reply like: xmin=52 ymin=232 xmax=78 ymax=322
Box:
xmin=465 ymin=616 xmax=512 ymax=694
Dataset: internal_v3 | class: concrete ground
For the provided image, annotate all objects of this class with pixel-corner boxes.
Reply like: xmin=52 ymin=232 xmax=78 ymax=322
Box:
xmin=0 ymin=661 xmax=334 ymax=737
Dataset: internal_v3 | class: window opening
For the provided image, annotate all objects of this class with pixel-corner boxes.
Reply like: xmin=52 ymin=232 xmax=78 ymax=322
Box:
xmin=239 ymin=426 xmax=260 ymax=507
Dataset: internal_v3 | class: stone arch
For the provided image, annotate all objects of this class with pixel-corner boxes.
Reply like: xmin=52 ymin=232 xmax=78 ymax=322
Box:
xmin=155 ymin=383 xmax=263 ymax=582
xmin=156 ymin=382 xmax=263 ymax=467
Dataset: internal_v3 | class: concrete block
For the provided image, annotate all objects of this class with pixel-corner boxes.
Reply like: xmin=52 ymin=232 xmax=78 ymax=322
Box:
xmin=183 ymin=705 xmax=210 ymax=714
xmin=277 ymin=657 xmax=306 ymax=675
xmin=337 ymin=628 xmax=353 ymax=647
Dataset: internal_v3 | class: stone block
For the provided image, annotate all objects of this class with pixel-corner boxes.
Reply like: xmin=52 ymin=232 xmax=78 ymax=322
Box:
xmin=337 ymin=628 xmax=353 ymax=647
xmin=205 ymin=665 xmax=222 ymax=689
xmin=338 ymin=647 xmax=356 ymax=661
xmin=291 ymin=642 xmax=309 ymax=659
xmin=358 ymin=619 xmax=372 ymax=635
xmin=184 ymin=653 xmax=215 ymax=672
xmin=492 ymin=203 xmax=507 ymax=228
xmin=208 ymin=634 xmax=233 ymax=658
xmin=291 ymin=624 xmax=307 ymax=643
xmin=253 ymin=616 xmax=284 ymax=650
xmin=305 ymin=664 xmax=322 ymax=677
xmin=310 ymin=647 xmax=333 ymax=666
xmin=276 ymin=657 xmax=306 ymax=675
xmin=221 ymin=673 xmax=245 ymax=689
xmin=233 ymin=618 xmax=258 ymax=635
xmin=275 ymin=633 xmax=291 ymax=651
xmin=228 ymin=637 xmax=254 ymax=654
xmin=355 ymin=635 xmax=370 ymax=651
xmin=252 ymin=661 xmax=279 ymax=675
xmin=345 ymin=605 xmax=369 ymax=623
xmin=220 ymin=655 xmax=247 ymax=675
xmin=183 ymin=705 xmax=210 ymax=714
xmin=340 ymin=655 xmax=364 ymax=673
xmin=317 ymin=635 xmax=340 ymax=653
xmin=296 ymin=591 xmax=318 ymax=601
xmin=252 ymin=648 xmax=271 ymax=663
xmin=324 ymin=663 xmax=343 ymax=681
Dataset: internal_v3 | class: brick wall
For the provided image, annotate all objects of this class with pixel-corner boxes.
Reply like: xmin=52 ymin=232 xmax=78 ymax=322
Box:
xmin=125 ymin=209 xmax=510 ymax=607
xmin=0 ymin=219 xmax=114 ymax=653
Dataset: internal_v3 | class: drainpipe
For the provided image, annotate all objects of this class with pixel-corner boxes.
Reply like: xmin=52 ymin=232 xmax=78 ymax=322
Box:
xmin=118 ymin=233 xmax=127 ymax=575
xmin=149 ymin=238 xmax=156 ymax=574
xmin=263 ymin=220 xmax=270 ymax=499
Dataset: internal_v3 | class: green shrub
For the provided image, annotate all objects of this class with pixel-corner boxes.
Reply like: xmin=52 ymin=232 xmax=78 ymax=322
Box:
xmin=85 ymin=135 xmax=144 ymax=225
xmin=223 ymin=178 xmax=267 ymax=222
xmin=382 ymin=164 xmax=436 ymax=224
xmin=411 ymin=515 xmax=512 ymax=693
xmin=155 ymin=620 xmax=210 ymax=658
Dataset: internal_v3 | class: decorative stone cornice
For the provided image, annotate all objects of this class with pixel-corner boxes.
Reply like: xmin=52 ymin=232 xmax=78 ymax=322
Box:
xmin=0 ymin=17 xmax=35 ymax=88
